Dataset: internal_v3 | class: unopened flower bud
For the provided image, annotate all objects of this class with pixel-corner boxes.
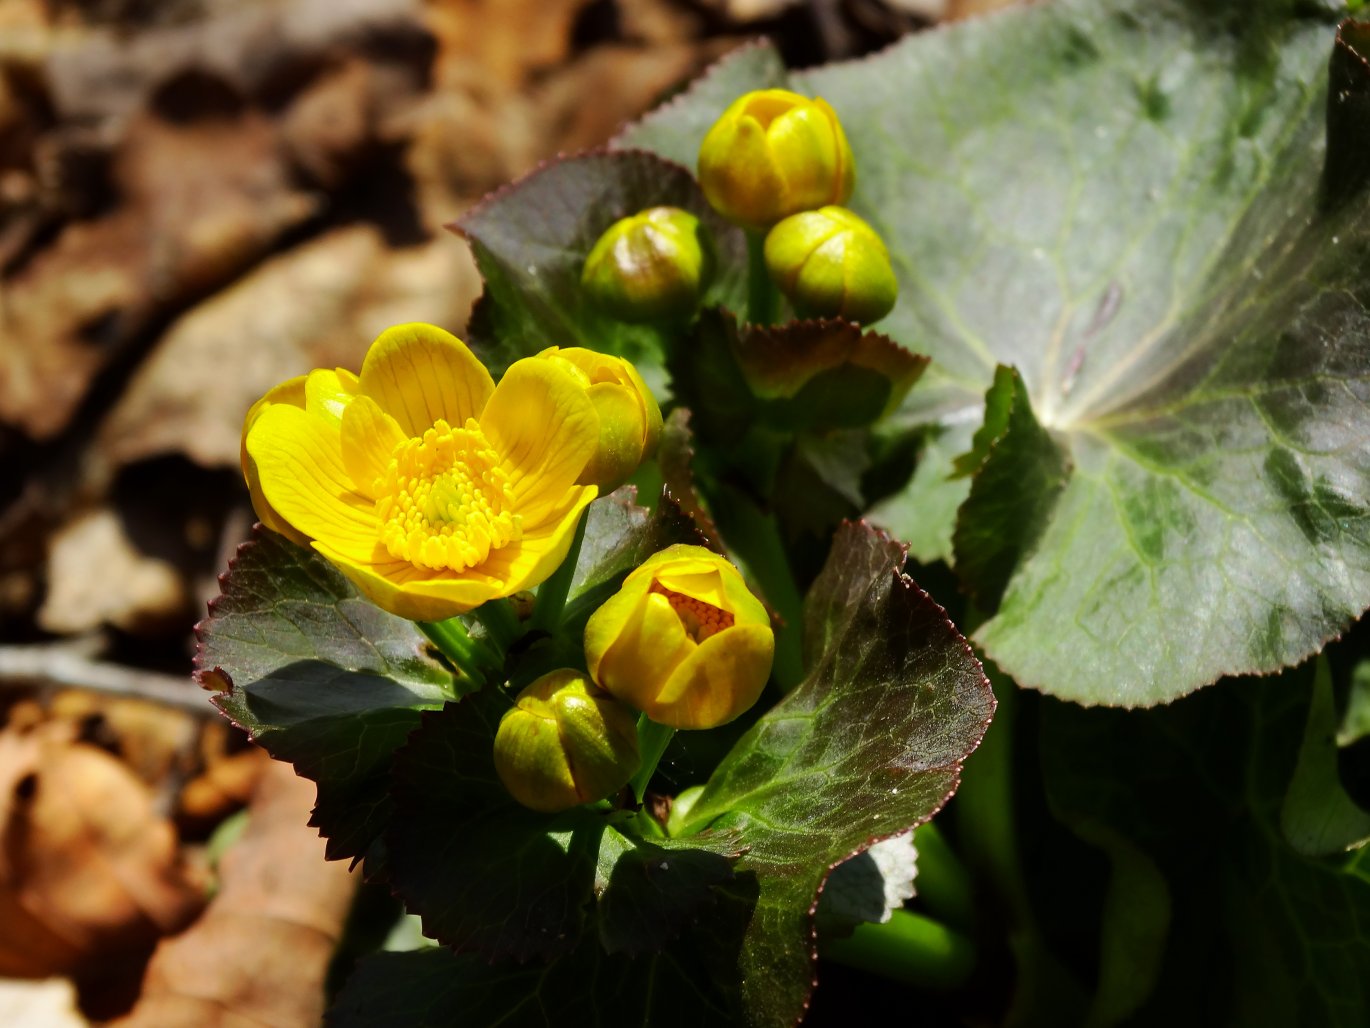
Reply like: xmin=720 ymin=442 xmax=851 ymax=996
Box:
xmin=493 ymin=669 xmax=641 ymax=813
xmin=764 ymin=206 xmax=897 ymax=324
xmin=697 ymin=89 xmax=854 ymax=230
xmin=584 ymin=546 xmax=774 ymax=730
xmin=536 ymin=347 xmax=662 ymax=492
xmin=582 ymin=207 xmax=714 ymax=323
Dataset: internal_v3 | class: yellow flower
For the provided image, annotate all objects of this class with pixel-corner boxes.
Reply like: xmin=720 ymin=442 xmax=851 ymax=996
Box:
xmin=584 ymin=545 xmax=774 ymax=729
xmin=493 ymin=669 xmax=640 ymax=813
xmin=764 ymin=206 xmax=897 ymax=324
xmin=241 ymin=323 xmax=599 ymax=621
xmin=536 ymin=346 xmax=662 ymax=493
xmin=697 ymin=89 xmax=855 ymax=231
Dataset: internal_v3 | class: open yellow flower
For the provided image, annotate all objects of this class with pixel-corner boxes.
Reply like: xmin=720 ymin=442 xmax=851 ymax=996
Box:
xmin=584 ymin=545 xmax=774 ymax=729
xmin=242 ymin=323 xmax=599 ymax=621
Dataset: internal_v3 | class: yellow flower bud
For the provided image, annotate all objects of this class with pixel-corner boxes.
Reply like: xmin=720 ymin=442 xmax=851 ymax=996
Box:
xmin=697 ymin=89 xmax=854 ymax=230
xmin=536 ymin=347 xmax=663 ymax=492
xmin=493 ymin=669 xmax=641 ymax=813
xmin=584 ymin=545 xmax=774 ymax=730
xmin=764 ymin=206 xmax=898 ymax=324
xmin=581 ymin=206 xmax=714 ymax=323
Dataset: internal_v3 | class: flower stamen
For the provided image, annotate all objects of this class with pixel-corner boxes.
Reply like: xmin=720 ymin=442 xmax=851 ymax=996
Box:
xmin=649 ymin=581 xmax=734 ymax=642
xmin=376 ymin=418 xmax=521 ymax=572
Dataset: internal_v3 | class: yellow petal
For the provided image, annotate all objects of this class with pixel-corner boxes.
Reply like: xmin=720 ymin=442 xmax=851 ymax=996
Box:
xmin=653 ymin=623 xmax=774 ymax=728
xmin=340 ymin=395 xmax=406 ymax=501
xmin=359 ymin=323 xmax=495 ymax=437
xmin=475 ymin=485 xmax=597 ymax=594
xmin=314 ymin=542 xmax=504 ymax=621
xmin=595 ymin=590 xmax=695 ymax=711
xmin=481 ymin=358 xmax=599 ymax=523
xmin=304 ymin=368 xmax=361 ymax=424
xmin=242 ymin=375 xmax=311 ymax=545
xmin=247 ymin=403 xmax=383 ymax=563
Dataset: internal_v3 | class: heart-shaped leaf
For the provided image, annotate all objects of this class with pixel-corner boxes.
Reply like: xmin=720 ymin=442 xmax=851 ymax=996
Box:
xmin=620 ymin=0 xmax=1370 ymax=707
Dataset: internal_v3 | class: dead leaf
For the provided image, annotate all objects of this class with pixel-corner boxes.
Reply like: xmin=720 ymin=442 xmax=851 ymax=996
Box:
xmin=110 ymin=759 xmax=357 ymax=1028
xmin=0 ymin=976 xmax=88 ymax=1028
xmin=37 ymin=509 xmax=189 ymax=636
xmin=425 ymin=0 xmax=595 ymax=89
xmin=95 ymin=223 xmax=480 ymax=473
xmin=0 ymin=721 xmax=207 ymax=980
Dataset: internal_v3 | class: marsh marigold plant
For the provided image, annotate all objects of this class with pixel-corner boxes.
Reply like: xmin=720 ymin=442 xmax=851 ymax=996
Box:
xmin=241 ymin=323 xmax=604 ymax=621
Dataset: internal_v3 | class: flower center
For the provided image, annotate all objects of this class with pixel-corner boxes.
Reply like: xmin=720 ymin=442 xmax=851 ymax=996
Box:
xmin=650 ymin=582 xmax=734 ymax=642
xmin=375 ymin=418 xmax=521 ymax=572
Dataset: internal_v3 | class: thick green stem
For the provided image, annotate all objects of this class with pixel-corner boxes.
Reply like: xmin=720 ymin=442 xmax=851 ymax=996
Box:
xmin=629 ymin=714 xmax=676 ymax=805
xmin=747 ymin=231 xmax=777 ymax=326
xmin=821 ymin=910 xmax=975 ymax=990
xmin=709 ymin=488 xmax=804 ymax=690
xmin=531 ymin=512 xmax=587 ymax=634
xmin=473 ymin=598 xmax=522 ymax=651
xmin=418 ymin=618 xmax=499 ymax=691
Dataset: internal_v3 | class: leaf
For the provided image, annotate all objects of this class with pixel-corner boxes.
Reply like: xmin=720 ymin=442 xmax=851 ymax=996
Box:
xmin=1280 ymin=655 xmax=1370 ymax=854
xmin=452 ymin=150 xmax=749 ymax=399
xmin=567 ymin=487 xmax=704 ymax=608
xmin=814 ymin=832 xmax=920 ymax=938
xmin=383 ymin=694 xmax=600 ymax=962
xmin=109 ymin=761 xmax=357 ymax=1028
xmin=951 ymin=365 xmax=1071 ymax=608
xmin=1338 ymin=658 xmax=1370 ymax=747
xmin=867 ymin=420 xmax=976 ymax=566
xmin=620 ymin=2 xmax=1370 ymax=706
xmin=196 ymin=526 xmax=453 ymax=867
xmin=673 ymin=521 xmax=994 ymax=1025
xmin=384 ymin=694 xmax=745 ymax=962
xmin=1041 ymin=670 xmax=1370 ymax=1027
xmin=656 ymin=407 xmax=726 ymax=552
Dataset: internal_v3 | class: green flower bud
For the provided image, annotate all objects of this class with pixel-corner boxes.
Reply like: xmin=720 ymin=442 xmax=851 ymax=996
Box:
xmin=493 ymin=669 xmax=640 ymax=813
xmin=581 ymin=206 xmax=714 ymax=323
xmin=763 ymin=206 xmax=897 ymax=325
xmin=697 ymin=89 xmax=854 ymax=231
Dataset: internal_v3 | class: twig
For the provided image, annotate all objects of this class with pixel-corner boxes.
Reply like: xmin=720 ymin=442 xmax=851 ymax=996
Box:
xmin=0 ymin=637 xmax=216 ymax=716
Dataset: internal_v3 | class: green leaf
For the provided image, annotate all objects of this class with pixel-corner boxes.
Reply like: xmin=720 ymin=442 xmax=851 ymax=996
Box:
xmin=1041 ymin=670 xmax=1370 ymax=1026
xmin=621 ymin=2 xmax=1370 ymax=705
xmin=196 ymin=527 xmax=451 ymax=867
xmin=675 ymin=521 xmax=995 ymax=1025
xmin=867 ymin=420 xmax=976 ymax=566
xmin=1280 ymin=656 xmax=1370 ymax=854
xmin=951 ymin=366 xmax=1071 ymax=608
xmin=1338 ymin=659 xmax=1370 ymax=747
xmin=384 ymin=693 xmax=600 ymax=962
xmin=453 ymin=151 xmax=748 ymax=400
xmin=568 ymin=489 xmax=704 ymax=606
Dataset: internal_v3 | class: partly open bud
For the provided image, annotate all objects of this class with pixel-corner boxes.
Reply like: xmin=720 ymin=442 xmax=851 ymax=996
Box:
xmin=584 ymin=546 xmax=774 ymax=730
xmin=764 ymin=206 xmax=897 ymax=324
xmin=493 ymin=669 xmax=641 ymax=813
xmin=536 ymin=347 xmax=662 ymax=492
xmin=697 ymin=89 xmax=854 ymax=231
xmin=581 ymin=206 xmax=714 ymax=323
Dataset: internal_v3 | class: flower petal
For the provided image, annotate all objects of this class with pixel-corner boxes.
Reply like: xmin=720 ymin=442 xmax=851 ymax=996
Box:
xmin=340 ymin=394 xmax=406 ymax=501
xmin=359 ymin=323 xmax=495 ymax=437
xmin=247 ymin=403 xmax=383 ymax=563
xmin=595 ymin=590 xmax=695 ymax=709
xmin=654 ymin=623 xmax=774 ymax=728
xmin=314 ymin=542 xmax=503 ymax=621
xmin=305 ymin=368 xmax=361 ymax=424
xmin=481 ymin=358 xmax=599 ymax=523
xmin=475 ymin=485 xmax=597 ymax=593
xmin=242 ymin=375 xmax=311 ymax=545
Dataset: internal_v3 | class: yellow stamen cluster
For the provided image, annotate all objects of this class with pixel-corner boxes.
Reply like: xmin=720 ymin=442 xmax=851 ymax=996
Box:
xmin=376 ymin=418 xmax=520 ymax=572
xmin=649 ymin=581 xmax=734 ymax=642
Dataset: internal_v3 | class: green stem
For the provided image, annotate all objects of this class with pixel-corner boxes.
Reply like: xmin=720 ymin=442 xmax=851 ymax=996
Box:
xmin=911 ymin=821 xmax=976 ymax=933
xmin=418 ymin=618 xmax=499 ymax=690
xmin=629 ymin=714 xmax=676 ymax=805
xmin=821 ymin=910 xmax=975 ymax=990
xmin=709 ymin=487 xmax=804 ymax=690
xmin=473 ymin=598 xmax=522 ymax=651
xmin=747 ymin=231 xmax=777 ymax=326
xmin=531 ymin=512 xmax=587 ymax=634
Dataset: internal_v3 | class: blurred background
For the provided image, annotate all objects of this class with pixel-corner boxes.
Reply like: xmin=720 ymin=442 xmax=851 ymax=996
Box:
xmin=0 ymin=0 xmax=1019 ymax=1023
